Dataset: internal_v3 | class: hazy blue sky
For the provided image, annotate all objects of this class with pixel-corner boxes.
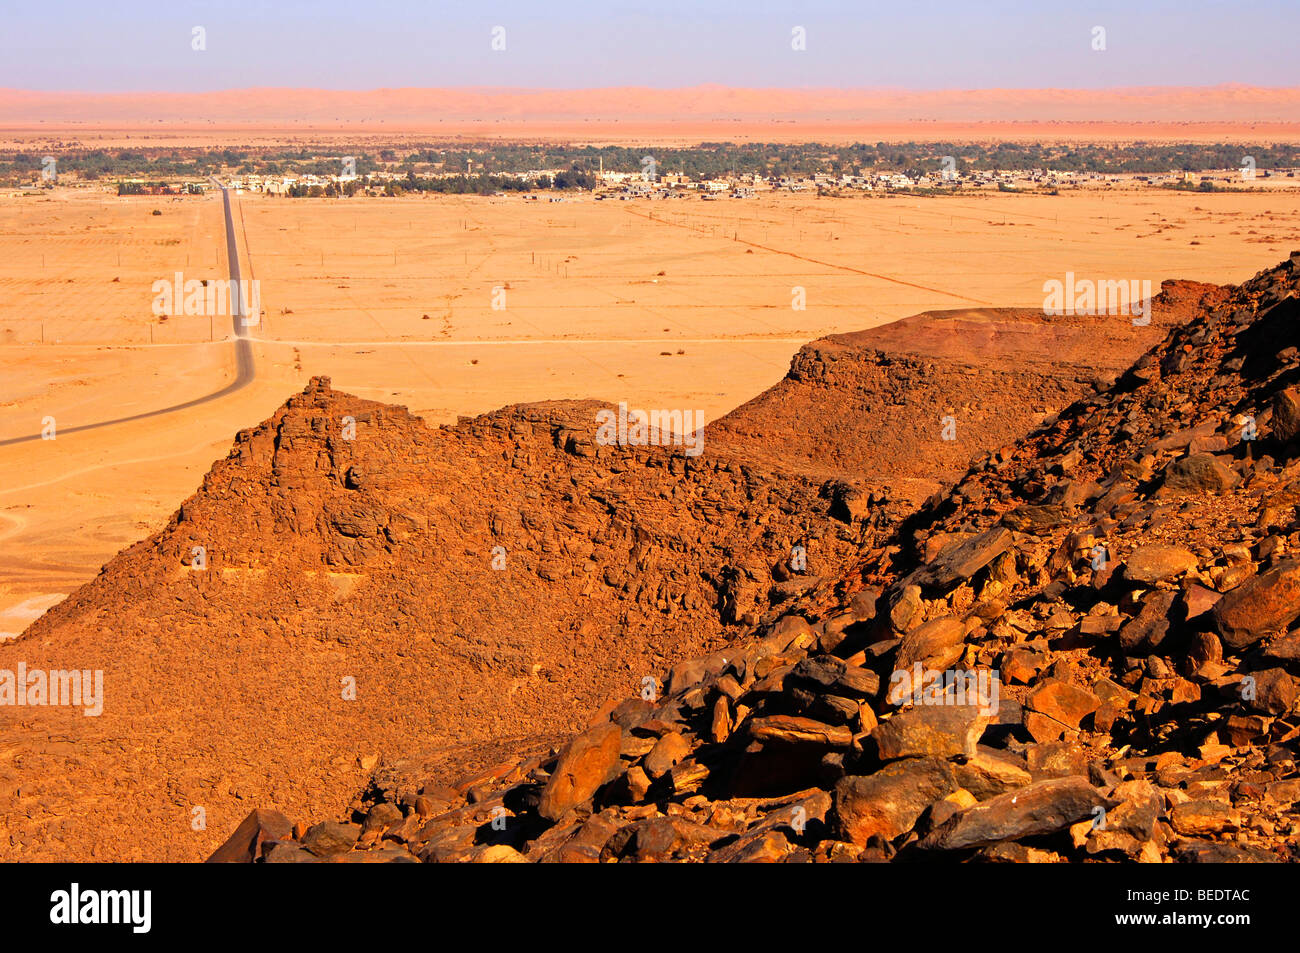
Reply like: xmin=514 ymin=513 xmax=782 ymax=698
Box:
xmin=2 ymin=0 xmax=1295 ymax=91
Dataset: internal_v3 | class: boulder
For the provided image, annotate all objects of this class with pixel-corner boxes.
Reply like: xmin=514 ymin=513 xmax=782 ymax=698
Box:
xmin=1273 ymin=386 xmax=1300 ymax=443
xmin=1213 ymin=559 xmax=1300 ymax=649
xmin=919 ymin=776 xmax=1108 ymax=850
xmin=1118 ymin=590 xmax=1177 ymax=654
xmin=893 ymin=616 xmax=967 ymax=672
xmin=1169 ymin=800 xmax=1239 ymax=836
xmin=1244 ymin=668 xmax=1298 ymax=715
xmin=301 ymin=821 xmax=360 ymax=858
xmin=1025 ymin=679 xmax=1101 ymax=731
xmin=835 ymin=758 xmax=957 ymax=845
xmin=1162 ymin=454 xmax=1237 ymax=494
xmin=871 ymin=704 xmax=988 ymax=761
xmin=643 ymin=731 xmax=691 ymax=779
xmin=748 ymin=715 xmax=853 ymax=748
xmin=911 ymin=528 xmax=1014 ymax=591
xmin=205 ymin=808 xmax=294 ymax=863
xmin=952 ymin=748 xmax=1032 ymax=800
xmin=1122 ymin=544 xmax=1198 ymax=584
xmin=539 ymin=721 xmax=624 ymax=821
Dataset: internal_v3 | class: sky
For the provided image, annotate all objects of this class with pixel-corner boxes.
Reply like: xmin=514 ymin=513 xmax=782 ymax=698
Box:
xmin=1 ymin=0 xmax=1296 ymax=92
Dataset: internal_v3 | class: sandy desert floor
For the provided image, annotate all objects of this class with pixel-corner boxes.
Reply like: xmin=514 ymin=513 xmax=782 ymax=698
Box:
xmin=2 ymin=184 xmax=1300 ymax=634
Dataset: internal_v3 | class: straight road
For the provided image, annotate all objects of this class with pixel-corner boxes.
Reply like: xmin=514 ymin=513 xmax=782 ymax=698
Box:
xmin=0 ymin=182 xmax=256 ymax=447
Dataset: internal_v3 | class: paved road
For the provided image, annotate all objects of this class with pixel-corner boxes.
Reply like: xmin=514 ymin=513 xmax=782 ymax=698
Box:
xmin=0 ymin=182 xmax=256 ymax=447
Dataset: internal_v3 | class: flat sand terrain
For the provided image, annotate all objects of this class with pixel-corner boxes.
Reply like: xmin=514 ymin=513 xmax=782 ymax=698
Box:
xmin=3 ymin=184 xmax=1300 ymax=633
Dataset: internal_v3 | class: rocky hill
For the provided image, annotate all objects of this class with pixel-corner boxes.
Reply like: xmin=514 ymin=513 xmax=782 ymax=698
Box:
xmin=0 ymin=281 xmax=1206 ymax=861
xmin=207 ymin=255 xmax=1300 ymax=864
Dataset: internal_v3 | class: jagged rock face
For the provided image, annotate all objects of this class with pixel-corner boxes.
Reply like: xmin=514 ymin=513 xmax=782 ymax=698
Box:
xmin=152 ymin=383 xmax=867 ymax=641
xmin=0 ymin=285 xmax=1211 ymax=862
xmin=224 ymin=255 xmax=1300 ymax=864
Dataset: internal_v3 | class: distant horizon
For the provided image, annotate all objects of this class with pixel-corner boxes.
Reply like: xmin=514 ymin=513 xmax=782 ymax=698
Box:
xmin=5 ymin=81 xmax=1299 ymax=95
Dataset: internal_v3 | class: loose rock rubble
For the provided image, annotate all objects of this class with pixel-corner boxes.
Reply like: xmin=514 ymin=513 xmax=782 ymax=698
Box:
xmin=215 ymin=255 xmax=1300 ymax=864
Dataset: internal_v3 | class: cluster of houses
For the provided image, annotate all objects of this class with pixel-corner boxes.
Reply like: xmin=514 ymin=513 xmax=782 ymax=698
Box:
xmin=230 ymin=172 xmax=361 ymax=194
xmin=774 ymin=168 xmax=1088 ymax=192
xmin=594 ymin=167 xmax=1127 ymax=198
xmin=114 ymin=180 xmax=206 ymax=195
xmin=595 ymin=167 xmax=1032 ymax=197
xmin=87 ymin=162 xmax=1300 ymax=201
